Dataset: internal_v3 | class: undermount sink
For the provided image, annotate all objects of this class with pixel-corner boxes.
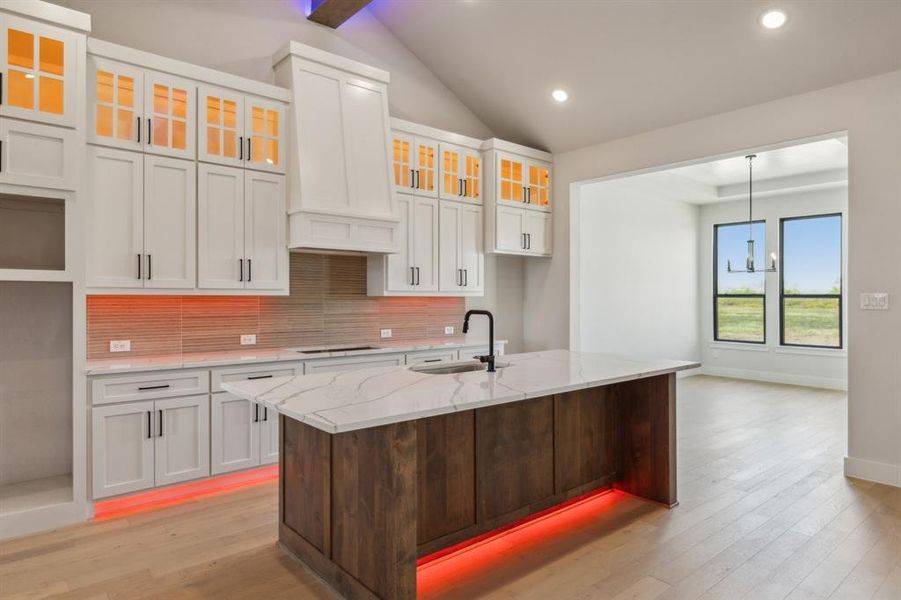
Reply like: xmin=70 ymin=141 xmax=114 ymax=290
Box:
xmin=410 ymin=360 xmax=509 ymax=375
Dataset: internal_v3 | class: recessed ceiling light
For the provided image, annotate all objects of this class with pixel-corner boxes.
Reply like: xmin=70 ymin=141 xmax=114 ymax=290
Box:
xmin=761 ymin=9 xmax=787 ymax=29
xmin=551 ymin=89 xmax=569 ymax=103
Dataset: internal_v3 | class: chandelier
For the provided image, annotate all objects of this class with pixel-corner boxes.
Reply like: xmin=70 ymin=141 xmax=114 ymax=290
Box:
xmin=727 ymin=154 xmax=777 ymax=273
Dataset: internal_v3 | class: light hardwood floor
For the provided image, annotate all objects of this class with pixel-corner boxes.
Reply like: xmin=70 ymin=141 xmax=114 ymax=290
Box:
xmin=1 ymin=376 xmax=899 ymax=600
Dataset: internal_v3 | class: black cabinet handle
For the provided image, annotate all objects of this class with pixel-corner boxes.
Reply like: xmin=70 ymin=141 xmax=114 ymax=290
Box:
xmin=158 ymin=409 xmax=163 ymax=437
xmin=246 ymin=137 xmax=251 ymax=162
xmin=137 ymin=254 xmax=142 ymax=280
xmin=239 ymin=258 xmax=243 ymax=282
xmin=527 ymin=233 xmax=531 ymax=249
xmin=253 ymin=403 xmax=259 ymax=423
xmin=138 ymin=384 xmax=170 ymax=391
xmin=458 ymin=268 xmax=462 ymax=286
xmin=146 ymin=254 xmax=152 ymax=280
xmin=147 ymin=411 xmax=152 ymax=439
xmin=423 ymin=358 xmax=442 ymax=363
xmin=410 ymin=266 xmax=415 ymax=286
xmin=464 ymin=269 xmax=468 ymax=287
xmin=247 ymin=374 xmax=273 ymax=380
xmin=410 ymin=168 xmax=415 ymax=188
xmin=147 ymin=118 xmax=151 ymax=145
xmin=136 ymin=116 xmax=141 ymax=143
xmin=247 ymin=259 xmax=252 ymax=282
xmin=262 ymin=407 xmax=268 ymax=421
xmin=415 ymin=266 xmax=420 ymax=286
xmin=239 ymin=136 xmax=243 ymax=160
xmin=414 ymin=170 xmax=420 ymax=189
xmin=463 ymin=180 xmax=467 ymax=197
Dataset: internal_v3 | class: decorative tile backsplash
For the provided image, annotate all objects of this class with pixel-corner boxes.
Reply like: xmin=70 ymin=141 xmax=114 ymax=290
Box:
xmin=87 ymin=253 xmax=465 ymax=359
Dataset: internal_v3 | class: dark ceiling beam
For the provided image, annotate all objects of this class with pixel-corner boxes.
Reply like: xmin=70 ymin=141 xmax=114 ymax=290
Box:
xmin=308 ymin=0 xmax=374 ymax=29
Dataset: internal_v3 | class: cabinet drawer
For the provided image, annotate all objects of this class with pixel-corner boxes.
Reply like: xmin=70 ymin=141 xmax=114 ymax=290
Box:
xmin=210 ymin=362 xmax=303 ymax=392
xmin=91 ymin=370 xmax=210 ymax=405
xmin=304 ymin=353 xmax=404 ymax=374
xmin=406 ymin=350 xmax=459 ymax=365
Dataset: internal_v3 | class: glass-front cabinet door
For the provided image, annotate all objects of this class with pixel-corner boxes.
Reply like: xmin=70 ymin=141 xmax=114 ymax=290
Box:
xmin=1 ymin=16 xmax=78 ymax=127
xmin=143 ymin=71 xmax=195 ymax=159
xmin=198 ymin=85 xmax=243 ymax=167
xmin=462 ymin=149 xmax=481 ymax=202
xmin=245 ymin=97 xmax=285 ymax=174
xmin=413 ymin=138 xmax=437 ymax=197
xmin=440 ymin=144 xmax=464 ymax=200
xmin=526 ymin=161 xmax=551 ymax=210
xmin=497 ymin=152 xmax=525 ymax=206
xmin=392 ymin=133 xmax=414 ymax=193
xmin=88 ymin=57 xmax=143 ymax=150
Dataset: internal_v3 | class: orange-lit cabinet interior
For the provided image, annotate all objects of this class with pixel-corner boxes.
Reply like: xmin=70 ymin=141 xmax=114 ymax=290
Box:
xmin=483 ymin=139 xmax=553 ymax=256
xmin=198 ymin=86 xmax=285 ymax=174
xmin=439 ymin=143 xmax=481 ymax=202
xmin=392 ymin=133 xmax=437 ymax=197
xmin=1 ymin=15 xmax=78 ymax=126
xmin=88 ymin=57 xmax=196 ymax=160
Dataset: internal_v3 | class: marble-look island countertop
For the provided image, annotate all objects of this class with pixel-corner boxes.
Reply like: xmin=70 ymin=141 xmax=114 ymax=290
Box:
xmin=221 ymin=349 xmax=700 ymax=434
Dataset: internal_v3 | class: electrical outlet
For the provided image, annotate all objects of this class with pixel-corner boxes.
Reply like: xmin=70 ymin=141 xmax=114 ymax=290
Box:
xmin=240 ymin=334 xmax=257 ymax=345
xmin=380 ymin=328 xmax=392 ymax=339
xmin=444 ymin=326 xmax=454 ymax=335
xmin=109 ymin=340 xmax=131 ymax=353
xmin=860 ymin=292 xmax=889 ymax=310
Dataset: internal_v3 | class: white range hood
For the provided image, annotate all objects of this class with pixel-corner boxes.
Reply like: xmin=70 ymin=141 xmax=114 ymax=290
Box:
xmin=273 ymin=42 xmax=400 ymax=254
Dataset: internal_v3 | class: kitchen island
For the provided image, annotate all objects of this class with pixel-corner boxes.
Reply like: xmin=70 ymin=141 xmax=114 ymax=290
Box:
xmin=223 ymin=349 xmax=699 ymax=599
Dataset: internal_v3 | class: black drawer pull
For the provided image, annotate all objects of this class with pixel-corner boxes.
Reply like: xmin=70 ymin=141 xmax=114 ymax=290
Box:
xmin=138 ymin=384 xmax=170 ymax=391
xmin=247 ymin=374 xmax=273 ymax=380
xmin=423 ymin=358 xmax=442 ymax=363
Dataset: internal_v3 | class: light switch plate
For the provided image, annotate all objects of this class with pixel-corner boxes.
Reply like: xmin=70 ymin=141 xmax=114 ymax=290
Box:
xmin=240 ymin=334 xmax=257 ymax=345
xmin=109 ymin=340 xmax=131 ymax=353
xmin=860 ymin=292 xmax=889 ymax=310
xmin=445 ymin=326 xmax=454 ymax=335
xmin=380 ymin=328 xmax=392 ymax=339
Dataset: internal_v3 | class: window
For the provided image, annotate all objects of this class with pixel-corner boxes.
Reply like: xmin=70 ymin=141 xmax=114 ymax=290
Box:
xmin=780 ymin=214 xmax=842 ymax=348
xmin=714 ymin=221 xmax=766 ymax=343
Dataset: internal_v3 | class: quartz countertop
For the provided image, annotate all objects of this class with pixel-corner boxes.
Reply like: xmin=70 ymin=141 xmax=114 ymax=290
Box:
xmin=85 ymin=338 xmax=507 ymax=375
xmin=221 ymin=349 xmax=700 ymax=434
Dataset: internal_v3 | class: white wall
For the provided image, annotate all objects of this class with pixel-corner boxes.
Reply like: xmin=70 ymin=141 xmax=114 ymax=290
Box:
xmin=525 ymin=70 xmax=901 ymax=487
xmin=699 ymin=187 xmax=848 ymax=389
xmin=53 ymin=0 xmax=493 ymax=139
xmin=573 ymin=182 xmax=699 ymax=362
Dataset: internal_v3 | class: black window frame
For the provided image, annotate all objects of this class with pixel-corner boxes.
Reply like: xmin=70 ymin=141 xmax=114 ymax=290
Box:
xmin=713 ymin=220 xmax=767 ymax=345
xmin=779 ymin=213 xmax=843 ymax=349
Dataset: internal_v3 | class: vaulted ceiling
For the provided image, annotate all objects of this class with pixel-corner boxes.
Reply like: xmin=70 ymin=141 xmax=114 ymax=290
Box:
xmin=369 ymin=0 xmax=901 ymax=153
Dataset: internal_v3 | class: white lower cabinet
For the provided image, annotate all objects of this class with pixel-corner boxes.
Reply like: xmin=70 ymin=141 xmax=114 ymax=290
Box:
xmin=154 ymin=395 xmax=210 ymax=486
xmin=92 ymin=395 xmax=209 ymax=499
xmin=210 ymin=392 xmax=277 ymax=475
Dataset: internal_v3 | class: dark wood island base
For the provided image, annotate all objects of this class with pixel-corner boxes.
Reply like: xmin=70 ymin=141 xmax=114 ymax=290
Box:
xmin=278 ymin=373 xmax=677 ymax=599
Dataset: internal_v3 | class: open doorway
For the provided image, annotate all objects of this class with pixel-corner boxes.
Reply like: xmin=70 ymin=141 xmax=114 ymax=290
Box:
xmin=570 ymin=133 xmax=848 ymax=391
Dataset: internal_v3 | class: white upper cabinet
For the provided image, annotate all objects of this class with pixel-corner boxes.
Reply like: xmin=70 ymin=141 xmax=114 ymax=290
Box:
xmin=143 ymin=154 xmax=196 ymax=288
xmin=244 ymin=96 xmax=285 ymax=174
xmin=198 ymin=164 xmax=287 ymax=291
xmin=144 ymin=71 xmax=195 ymax=160
xmin=392 ymin=134 xmax=437 ymax=197
xmin=88 ymin=57 xmax=143 ymax=150
xmin=483 ymin=138 xmax=553 ymax=256
xmin=274 ymin=42 xmax=398 ymax=253
xmin=439 ymin=144 xmax=481 ymax=202
xmin=0 ymin=15 xmax=79 ymax=127
xmin=86 ymin=145 xmax=144 ymax=288
xmin=369 ymin=194 xmax=438 ymax=294
xmin=243 ymin=170 xmax=287 ymax=290
xmin=439 ymin=202 xmax=484 ymax=293
xmin=198 ymin=86 xmax=286 ymax=173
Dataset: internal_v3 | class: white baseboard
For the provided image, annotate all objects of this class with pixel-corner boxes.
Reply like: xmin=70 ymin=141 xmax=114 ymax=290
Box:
xmin=844 ymin=456 xmax=901 ymax=488
xmin=696 ymin=366 xmax=847 ymax=391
